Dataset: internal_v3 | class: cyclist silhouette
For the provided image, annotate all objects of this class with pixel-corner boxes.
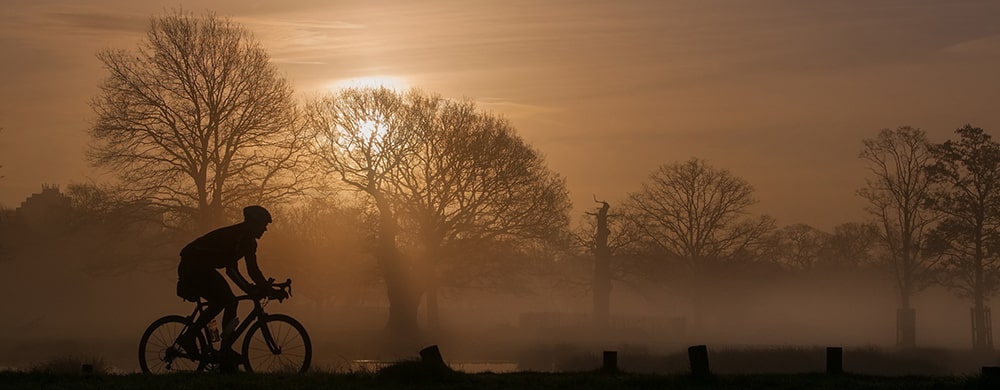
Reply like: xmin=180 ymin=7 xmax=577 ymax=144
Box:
xmin=174 ymin=205 xmax=287 ymax=368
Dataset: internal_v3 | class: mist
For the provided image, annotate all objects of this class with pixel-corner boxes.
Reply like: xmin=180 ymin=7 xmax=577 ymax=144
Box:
xmin=3 ymin=2 xmax=1000 ymax=378
xmin=0 ymin=194 xmax=988 ymax=375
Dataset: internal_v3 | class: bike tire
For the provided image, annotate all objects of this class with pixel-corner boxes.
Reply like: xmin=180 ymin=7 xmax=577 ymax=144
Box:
xmin=241 ymin=314 xmax=312 ymax=373
xmin=138 ymin=315 xmax=208 ymax=374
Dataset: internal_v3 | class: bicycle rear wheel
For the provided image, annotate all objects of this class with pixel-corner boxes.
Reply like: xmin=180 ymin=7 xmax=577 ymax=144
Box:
xmin=138 ymin=315 xmax=207 ymax=374
xmin=242 ymin=314 xmax=312 ymax=373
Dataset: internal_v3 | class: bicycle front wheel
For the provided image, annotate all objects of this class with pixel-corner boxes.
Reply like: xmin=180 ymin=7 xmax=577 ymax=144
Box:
xmin=138 ymin=315 xmax=207 ymax=374
xmin=242 ymin=314 xmax=312 ymax=373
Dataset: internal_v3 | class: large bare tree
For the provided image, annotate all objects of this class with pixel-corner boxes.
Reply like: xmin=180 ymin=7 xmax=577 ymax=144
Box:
xmin=926 ymin=125 xmax=1000 ymax=352
xmin=304 ymin=87 xmax=416 ymax=337
xmin=395 ymin=97 xmax=572 ymax=330
xmin=624 ymin=158 xmax=774 ymax=274
xmin=305 ymin=87 xmax=572 ymax=339
xmin=89 ymin=10 xmax=313 ymax=231
xmin=858 ymin=126 xmax=938 ymax=348
xmin=622 ymin=158 xmax=772 ymax=330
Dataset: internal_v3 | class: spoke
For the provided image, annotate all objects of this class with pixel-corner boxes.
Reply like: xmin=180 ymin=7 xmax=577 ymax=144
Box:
xmin=280 ymin=323 xmax=291 ymax=345
xmin=281 ymin=344 xmax=304 ymax=352
xmin=144 ymin=320 xmax=205 ymax=374
xmin=244 ymin=319 xmax=307 ymax=373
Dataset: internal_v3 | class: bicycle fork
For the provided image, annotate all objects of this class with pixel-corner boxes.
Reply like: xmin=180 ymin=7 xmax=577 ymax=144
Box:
xmin=257 ymin=315 xmax=283 ymax=355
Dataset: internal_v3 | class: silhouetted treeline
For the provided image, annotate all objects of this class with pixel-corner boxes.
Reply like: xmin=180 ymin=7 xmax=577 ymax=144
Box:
xmin=3 ymin=9 xmax=1000 ymax=353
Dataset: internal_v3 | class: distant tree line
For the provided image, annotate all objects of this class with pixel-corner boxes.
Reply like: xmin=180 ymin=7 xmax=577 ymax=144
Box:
xmin=4 ymin=9 xmax=998 ymax=352
xmin=578 ymin=125 xmax=1000 ymax=352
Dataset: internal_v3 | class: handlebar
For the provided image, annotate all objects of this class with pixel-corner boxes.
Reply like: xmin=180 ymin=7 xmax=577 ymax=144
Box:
xmin=258 ymin=278 xmax=293 ymax=302
xmin=274 ymin=278 xmax=292 ymax=298
xmin=196 ymin=278 xmax=293 ymax=306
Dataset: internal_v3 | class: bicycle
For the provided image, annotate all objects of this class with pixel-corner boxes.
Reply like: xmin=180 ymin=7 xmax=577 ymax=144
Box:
xmin=138 ymin=278 xmax=312 ymax=374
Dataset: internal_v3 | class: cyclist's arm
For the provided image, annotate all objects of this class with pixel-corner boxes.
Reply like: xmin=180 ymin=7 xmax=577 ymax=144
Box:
xmin=225 ymin=265 xmax=253 ymax=293
xmin=245 ymin=252 xmax=269 ymax=286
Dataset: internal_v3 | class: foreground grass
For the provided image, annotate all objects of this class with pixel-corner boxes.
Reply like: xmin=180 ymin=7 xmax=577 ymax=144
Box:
xmin=0 ymin=370 xmax=985 ymax=390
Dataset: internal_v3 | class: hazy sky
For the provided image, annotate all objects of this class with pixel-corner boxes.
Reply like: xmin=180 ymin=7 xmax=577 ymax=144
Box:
xmin=2 ymin=0 xmax=999 ymax=230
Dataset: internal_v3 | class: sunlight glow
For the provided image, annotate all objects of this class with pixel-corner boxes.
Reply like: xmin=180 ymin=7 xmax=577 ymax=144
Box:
xmin=328 ymin=75 xmax=409 ymax=92
xmin=357 ymin=119 xmax=387 ymax=142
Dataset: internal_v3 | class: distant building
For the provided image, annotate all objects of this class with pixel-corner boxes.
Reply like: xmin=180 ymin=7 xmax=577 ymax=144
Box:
xmin=15 ymin=184 xmax=72 ymax=231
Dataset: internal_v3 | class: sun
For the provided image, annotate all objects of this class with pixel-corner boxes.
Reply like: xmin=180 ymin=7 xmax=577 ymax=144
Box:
xmin=357 ymin=118 xmax=387 ymax=142
xmin=328 ymin=75 xmax=409 ymax=92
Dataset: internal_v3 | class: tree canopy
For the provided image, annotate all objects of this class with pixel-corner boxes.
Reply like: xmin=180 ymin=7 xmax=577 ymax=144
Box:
xmin=305 ymin=87 xmax=572 ymax=336
xmin=89 ymin=10 xmax=314 ymax=231
xmin=624 ymin=158 xmax=774 ymax=273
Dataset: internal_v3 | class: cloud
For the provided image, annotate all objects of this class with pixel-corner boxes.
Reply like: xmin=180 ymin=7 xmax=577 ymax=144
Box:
xmin=474 ymin=97 xmax=564 ymax=119
xmin=43 ymin=10 xmax=148 ymax=34
xmin=941 ymin=34 xmax=1000 ymax=56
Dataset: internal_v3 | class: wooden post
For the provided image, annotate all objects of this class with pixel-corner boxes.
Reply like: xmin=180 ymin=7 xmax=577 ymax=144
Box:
xmin=983 ymin=366 xmax=1000 ymax=387
xmin=419 ymin=345 xmax=449 ymax=371
xmin=826 ymin=347 xmax=843 ymax=374
xmin=602 ymin=351 xmax=618 ymax=373
xmin=688 ymin=345 xmax=710 ymax=377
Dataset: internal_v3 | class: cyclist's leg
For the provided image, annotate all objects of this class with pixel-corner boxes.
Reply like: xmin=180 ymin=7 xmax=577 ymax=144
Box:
xmin=176 ymin=266 xmax=225 ymax=355
xmin=200 ymin=272 xmax=239 ymax=371
xmin=202 ymin=272 xmax=237 ymax=351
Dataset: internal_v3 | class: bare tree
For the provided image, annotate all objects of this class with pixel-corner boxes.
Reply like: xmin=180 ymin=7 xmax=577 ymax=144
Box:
xmin=821 ymin=222 xmax=884 ymax=269
xmin=621 ymin=158 xmax=771 ymax=330
xmin=89 ymin=10 xmax=314 ymax=232
xmin=624 ymin=158 xmax=774 ymax=274
xmin=305 ymin=87 xmax=572 ymax=339
xmin=394 ymin=97 xmax=572 ymax=330
xmin=571 ymin=196 xmax=650 ymax=324
xmin=304 ymin=87 xmax=417 ymax=337
xmin=589 ymin=198 xmax=613 ymax=327
xmin=926 ymin=125 xmax=1000 ymax=352
xmin=858 ymin=126 xmax=938 ymax=348
xmin=763 ymin=224 xmax=830 ymax=271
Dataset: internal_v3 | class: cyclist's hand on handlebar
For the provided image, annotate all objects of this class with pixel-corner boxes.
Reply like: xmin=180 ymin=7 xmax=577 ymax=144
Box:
xmin=268 ymin=288 xmax=289 ymax=302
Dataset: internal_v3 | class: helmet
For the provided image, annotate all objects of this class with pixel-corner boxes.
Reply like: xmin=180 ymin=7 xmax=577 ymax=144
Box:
xmin=243 ymin=205 xmax=272 ymax=224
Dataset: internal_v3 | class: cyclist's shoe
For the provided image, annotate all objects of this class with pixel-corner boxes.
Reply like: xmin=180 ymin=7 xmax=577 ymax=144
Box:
xmin=177 ymin=334 xmax=200 ymax=359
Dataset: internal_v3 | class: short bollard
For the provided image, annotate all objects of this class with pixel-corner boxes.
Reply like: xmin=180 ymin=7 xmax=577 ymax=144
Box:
xmin=602 ymin=351 xmax=618 ymax=373
xmin=826 ymin=347 xmax=843 ymax=375
xmin=419 ymin=345 xmax=449 ymax=371
xmin=688 ymin=345 xmax=711 ymax=378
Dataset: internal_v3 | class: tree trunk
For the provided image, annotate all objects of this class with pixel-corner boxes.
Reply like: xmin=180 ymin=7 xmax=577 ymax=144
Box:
xmin=593 ymin=260 xmax=611 ymax=327
xmin=593 ymin=201 xmax=612 ymax=328
xmin=427 ymin=283 xmax=440 ymax=331
xmin=896 ymin=307 xmax=916 ymax=348
xmin=972 ymin=229 xmax=992 ymax=352
xmin=896 ymin=287 xmax=916 ymax=348
xmin=379 ymin=239 xmax=418 ymax=334
xmin=972 ymin=297 xmax=993 ymax=352
xmin=422 ymin=236 xmax=444 ymax=333
xmin=373 ymin=194 xmax=420 ymax=344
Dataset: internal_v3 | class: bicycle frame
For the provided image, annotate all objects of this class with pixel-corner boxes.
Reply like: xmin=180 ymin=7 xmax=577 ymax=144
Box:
xmin=182 ymin=294 xmax=281 ymax=356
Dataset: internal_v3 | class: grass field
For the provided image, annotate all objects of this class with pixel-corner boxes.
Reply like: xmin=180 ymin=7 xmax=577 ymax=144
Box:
xmin=3 ymin=342 xmax=999 ymax=389
xmin=0 ymin=370 xmax=987 ymax=390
